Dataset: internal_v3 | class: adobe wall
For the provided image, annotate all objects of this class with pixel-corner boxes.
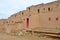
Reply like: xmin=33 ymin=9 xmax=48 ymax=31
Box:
xmin=0 ymin=19 xmax=7 ymax=32
xmin=38 ymin=1 xmax=60 ymax=28
xmin=0 ymin=1 xmax=60 ymax=32
xmin=25 ymin=1 xmax=60 ymax=29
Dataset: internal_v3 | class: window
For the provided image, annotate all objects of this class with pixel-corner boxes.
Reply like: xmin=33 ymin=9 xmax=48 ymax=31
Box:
xmin=29 ymin=14 xmax=31 ymax=17
xmin=28 ymin=8 xmax=30 ymax=11
xmin=49 ymin=17 xmax=51 ymax=21
xmin=43 ymin=8 xmax=45 ymax=10
xmin=57 ymin=4 xmax=59 ymax=6
xmin=22 ymin=12 xmax=24 ymax=15
xmin=48 ymin=8 xmax=50 ymax=11
xmin=38 ymin=9 xmax=40 ymax=13
xmin=12 ymin=21 xmax=13 ymax=23
xmin=56 ymin=18 xmax=58 ymax=21
xmin=15 ymin=15 xmax=16 ymax=17
xmin=6 ymin=21 xmax=8 ymax=24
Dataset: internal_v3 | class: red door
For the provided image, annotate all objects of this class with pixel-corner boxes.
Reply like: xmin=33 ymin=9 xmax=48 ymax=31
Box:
xmin=26 ymin=18 xmax=29 ymax=28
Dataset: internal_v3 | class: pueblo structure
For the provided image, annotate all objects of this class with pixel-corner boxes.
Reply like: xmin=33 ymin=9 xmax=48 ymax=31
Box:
xmin=0 ymin=0 xmax=60 ymax=34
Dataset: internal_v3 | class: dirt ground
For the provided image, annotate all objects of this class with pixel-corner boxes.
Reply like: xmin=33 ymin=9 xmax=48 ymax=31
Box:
xmin=0 ymin=32 xmax=59 ymax=40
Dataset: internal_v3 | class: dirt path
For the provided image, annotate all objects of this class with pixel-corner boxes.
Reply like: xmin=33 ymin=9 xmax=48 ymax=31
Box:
xmin=0 ymin=33 xmax=59 ymax=40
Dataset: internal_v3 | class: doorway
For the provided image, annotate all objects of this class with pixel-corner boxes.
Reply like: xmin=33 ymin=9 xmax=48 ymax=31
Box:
xmin=26 ymin=18 xmax=29 ymax=28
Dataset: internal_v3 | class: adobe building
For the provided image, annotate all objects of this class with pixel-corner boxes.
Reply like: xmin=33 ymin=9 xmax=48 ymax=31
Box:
xmin=0 ymin=0 xmax=60 ymax=33
xmin=0 ymin=19 xmax=7 ymax=32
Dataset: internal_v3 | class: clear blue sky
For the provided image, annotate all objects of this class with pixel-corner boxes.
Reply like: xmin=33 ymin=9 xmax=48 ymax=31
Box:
xmin=0 ymin=0 xmax=56 ymax=19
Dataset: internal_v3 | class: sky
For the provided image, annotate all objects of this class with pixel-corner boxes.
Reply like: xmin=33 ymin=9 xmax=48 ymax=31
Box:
xmin=0 ymin=0 xmax=56 ymax=19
